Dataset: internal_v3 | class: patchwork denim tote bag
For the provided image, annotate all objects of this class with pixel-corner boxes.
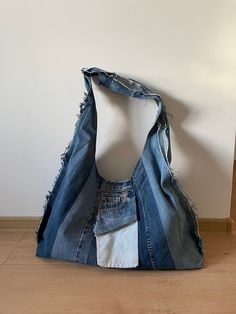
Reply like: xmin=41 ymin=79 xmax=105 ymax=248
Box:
xmin=35 ymin=67 xmax=204 ymax=270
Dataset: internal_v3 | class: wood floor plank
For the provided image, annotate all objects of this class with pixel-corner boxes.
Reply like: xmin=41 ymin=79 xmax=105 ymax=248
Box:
xmin=200 ymin=231 xmax=236 ymax=249
xmin=0 ymin=263 xmax=235 ymax=314
xmin=5 ymin=231 xmax=69 ymax=265
xmin=0 ymin=231 xmax=25 ymax=264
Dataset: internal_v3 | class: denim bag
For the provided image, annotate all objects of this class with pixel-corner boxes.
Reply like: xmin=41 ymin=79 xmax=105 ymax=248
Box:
xmin=35 ymin=67 xmax=204 ymax=270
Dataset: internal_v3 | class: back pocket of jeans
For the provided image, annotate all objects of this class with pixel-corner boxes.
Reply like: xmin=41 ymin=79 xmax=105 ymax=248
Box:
xmin=93 ymin=190 xmax=139 ymax=268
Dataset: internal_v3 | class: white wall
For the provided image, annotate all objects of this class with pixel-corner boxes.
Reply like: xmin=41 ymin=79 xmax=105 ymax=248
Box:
xmin=0 ymin=0 xmax=235 ymax=218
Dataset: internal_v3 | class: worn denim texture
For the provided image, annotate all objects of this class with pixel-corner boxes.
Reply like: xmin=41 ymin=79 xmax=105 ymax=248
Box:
xmin=35 ymin=67 xmax=204 ymax=270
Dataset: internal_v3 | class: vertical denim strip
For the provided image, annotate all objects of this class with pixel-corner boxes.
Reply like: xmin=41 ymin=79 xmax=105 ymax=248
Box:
xmin=51 ymin=164 xmax=98 ymax=263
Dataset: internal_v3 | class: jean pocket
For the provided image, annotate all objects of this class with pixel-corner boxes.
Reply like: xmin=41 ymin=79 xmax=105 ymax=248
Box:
xmin=93 ymin=191 xmax=139 ymax=268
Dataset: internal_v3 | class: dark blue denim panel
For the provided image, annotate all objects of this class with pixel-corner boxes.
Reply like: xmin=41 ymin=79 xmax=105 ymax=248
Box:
xmin=131 ymin=180 xmax=154 ymax=270
xmin=132 ymin=166 xmax=176 ymax=270
xmin=49 ymin=165 xmax=99 ymax=263
xmin=86 ymin=229 xmax=98 ymax=266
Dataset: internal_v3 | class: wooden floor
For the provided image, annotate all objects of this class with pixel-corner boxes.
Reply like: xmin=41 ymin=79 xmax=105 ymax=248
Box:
xmin=0 ymin=230 xmax=236 ymax=314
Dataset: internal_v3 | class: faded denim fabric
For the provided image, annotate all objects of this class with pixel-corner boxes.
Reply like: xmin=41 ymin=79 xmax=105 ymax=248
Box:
xmin=35 ymin=67 xmax=204 ymax=270
xmin=93 ymin=181 xmax=139 ymax=268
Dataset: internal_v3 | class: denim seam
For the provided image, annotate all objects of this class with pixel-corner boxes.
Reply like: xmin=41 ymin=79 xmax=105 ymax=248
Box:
xmin=172 ymin=179 xmax=205 ymax=259
xmin=74 ymin=207 xmax=94 ymax=263
xmin=74 ymin=175 xmax=102 ymax=263
xmin=132 ymin=176 xmax=156 ymax=269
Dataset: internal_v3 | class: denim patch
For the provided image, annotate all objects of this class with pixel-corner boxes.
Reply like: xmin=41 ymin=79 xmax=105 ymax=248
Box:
xmin=93 ymin=186 xmax=139 ymax=268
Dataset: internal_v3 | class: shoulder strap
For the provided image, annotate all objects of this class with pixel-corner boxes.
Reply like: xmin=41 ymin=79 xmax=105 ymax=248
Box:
xmin=81 ymin=67 xmax=162 ymax=100
xmin=81 ymin=66 xmax=172 ymax=165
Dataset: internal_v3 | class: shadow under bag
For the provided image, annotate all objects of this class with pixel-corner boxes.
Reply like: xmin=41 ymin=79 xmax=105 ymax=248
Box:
xmin=35 ymin=67 xmax=204 ymax=270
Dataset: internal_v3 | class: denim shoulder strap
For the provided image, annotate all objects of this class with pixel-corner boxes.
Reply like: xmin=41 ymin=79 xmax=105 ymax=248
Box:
xmin=82 ymin=66 xmax=161 ymax=99
xmin=81 ymin=67 xmax=172 ymax=165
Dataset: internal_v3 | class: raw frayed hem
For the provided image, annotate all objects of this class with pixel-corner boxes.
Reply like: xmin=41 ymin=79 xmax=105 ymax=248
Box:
xmin=169 ymin=166 xmax=199 ymax=216
xmin=76 ymin=92 xmax=88 ymax=118
xmin=35 ymin=139 xmax=73 ymax=238
xmin=36 ymin=91 xmax=89 ymax=238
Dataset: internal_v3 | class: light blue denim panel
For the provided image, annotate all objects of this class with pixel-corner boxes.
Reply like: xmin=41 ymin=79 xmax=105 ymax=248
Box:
xmin=93 ymin=183 xmax=139 ymax=268
xmin=95 ymin=221 xmax=138 ymax=268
